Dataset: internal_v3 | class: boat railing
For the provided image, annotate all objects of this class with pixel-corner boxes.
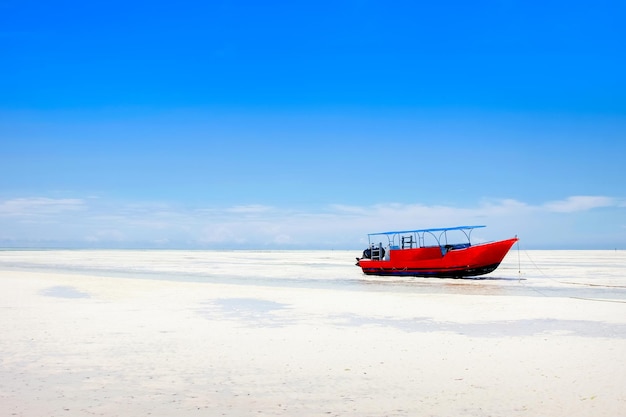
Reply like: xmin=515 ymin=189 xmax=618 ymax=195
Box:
xmin=368 ymin=226 xmax=485 ymax=252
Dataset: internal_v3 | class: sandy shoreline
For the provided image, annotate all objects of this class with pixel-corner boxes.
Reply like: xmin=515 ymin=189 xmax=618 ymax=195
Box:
xmin=1 ymin=261 xmax=626 ymax=416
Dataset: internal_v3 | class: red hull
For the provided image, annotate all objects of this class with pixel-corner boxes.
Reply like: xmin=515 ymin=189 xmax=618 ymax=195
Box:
xmin=357 ymin=237 xmax=518 ymax=278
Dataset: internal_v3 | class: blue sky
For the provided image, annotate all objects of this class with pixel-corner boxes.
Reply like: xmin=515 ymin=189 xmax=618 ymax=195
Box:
xmin=1 ymin=0 xmax=625 ymax=249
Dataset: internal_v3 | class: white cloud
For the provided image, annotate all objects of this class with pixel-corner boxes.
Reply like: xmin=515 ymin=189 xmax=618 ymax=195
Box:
xmin=84 ymin=229 xmax=126 ymax=242
xmin=543 ymin=196 xmax=615 ymax=213
xmin=0 ymin=197 xmax=86 ymax=217
xmin=0 ymin=195 xmax=623 ymax=248
xmin=226 ymin=204 xmax=273 ymax=214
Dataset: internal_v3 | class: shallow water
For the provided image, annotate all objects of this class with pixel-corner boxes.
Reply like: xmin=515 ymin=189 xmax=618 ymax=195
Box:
xmin=1 ymin=249 xmax=625 ymax=301
xmin=2 ymin=249 xmax=626 ymax=417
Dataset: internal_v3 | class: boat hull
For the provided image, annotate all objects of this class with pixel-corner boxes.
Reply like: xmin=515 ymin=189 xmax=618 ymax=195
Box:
xmin=357 ymin=237 xmax=518 ymax=278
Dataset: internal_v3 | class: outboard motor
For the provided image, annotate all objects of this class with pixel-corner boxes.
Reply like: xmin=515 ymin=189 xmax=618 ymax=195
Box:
xmin=363 ymin=243 xmax=385 ymax=260
xmin=371 ymin=244 xmax=385 ymax=260
xmin=357 ymin=243 xmax=385 ymax=264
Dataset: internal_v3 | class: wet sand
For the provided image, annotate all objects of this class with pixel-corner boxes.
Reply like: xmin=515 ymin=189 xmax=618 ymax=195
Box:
xmin=1 ymin=258 xmax=626 ymax=416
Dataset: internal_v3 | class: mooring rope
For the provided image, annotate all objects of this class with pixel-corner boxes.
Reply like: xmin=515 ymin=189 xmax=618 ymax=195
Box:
xmin=517 ymin=238 xmax=521 ymax=279
xmin=519 ymin=248 xmax=626 ymax=302
xmin=568 ymin=296 xmax=626 ymax=304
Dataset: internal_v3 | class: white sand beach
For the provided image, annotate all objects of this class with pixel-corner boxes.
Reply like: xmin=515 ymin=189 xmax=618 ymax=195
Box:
xmin=1 ymin=250 xmax=625 ymax=416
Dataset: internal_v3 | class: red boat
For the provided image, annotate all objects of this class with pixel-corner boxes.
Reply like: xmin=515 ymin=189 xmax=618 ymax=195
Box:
xmin=356 ymin=225 xmax=518 ymax=278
